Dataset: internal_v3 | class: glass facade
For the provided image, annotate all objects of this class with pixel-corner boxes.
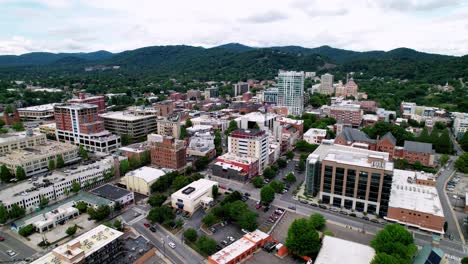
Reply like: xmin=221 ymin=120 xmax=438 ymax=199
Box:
xmin=305 ymin=159 xmax=321 ymax=196
xmin=379 ymin=173 xmax=393 ymax=217
xmin=369 ymin=173 xmax=381 ymax=202
xmin=323 ymin=165 xmax=333 ymax=193
xmin=345 ymin=169 xmax=356 ymax=197
xmin=357 ymin=171 xmax=368 ymax=200
xmin=334 ymin=167 xmax=345 ymax=195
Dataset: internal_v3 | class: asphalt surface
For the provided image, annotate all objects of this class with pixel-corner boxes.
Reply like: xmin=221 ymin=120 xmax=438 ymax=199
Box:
xmin=0 ymin=230 xmax=37 ymax=262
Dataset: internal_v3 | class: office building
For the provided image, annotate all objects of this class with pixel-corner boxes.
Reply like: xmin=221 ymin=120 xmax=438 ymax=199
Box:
xmin=205 ymin=86 xmax=219 ymax=99
xmin=38 ymin=123 xmax=56 ymax=137
xmin=386 ymin=170 xmax=445 ymax=234
xmin=276 ymin=70 xmax=304 ymax=116
xmin=0 ymin=156 xmax=119 ymax=214
xmin=262 ymin=88 xmax=278 ymax=104
xmin=228 ymin=129 xmax=269 ymax=173
xmin=0 ymin=130 xmax=47 ymax=154
xmin=212 ymin=153 xmax=259 ymax=182
xmin=209 ymin=230 xmax=272 ymax=264
xmin=0 ymin=140 xmax=80 ymax=177
xmin=335 ymin=78 xmax=358 ymax=98
xmin=233 ymin=82 xmax=250 ymax=97
xmin=153 ymin=101 xmax=174 ymax=117
xmin=148 ymin=134 xmax=186 ymax=170
xmin=100 ymin=111 xmax=157 ymax=141
xmin=17 ymin=103 xmax=56 ymax=121
xmin=90 ymin=184 xmax=134 ymax=206
xmin=314 ymin=236 xmax=375 ymax=264
xmin=171 ymin=179 xmax=218 ymax=214
xmin=187 ymin=89 xmax=202 ymax=101
xmin=68 ymin=93 xmax=106 ymax=113
xmin=452 ymin=112 xmax=468 ymax=139
xmin=329 ymin=104 xmax=363 ymax=127
xmin=54 ymin=104 xmax=121 ymax=153
xmin=120 ymin=166 xmax=166 ymax=196
xmin=31 ymin=225 xmax=123 ymax=264
xmin=303 ymin=128 xmax=327 ymax=144
xmin=319 ymin=73 xmax=334 ymax=95
xmin=191 ymin=115 xmax=228 ymax=132
xmin=305 ymin=144 xmax=393 ymax=217
xmin=156 ymin=114 xmax=182 ymax=139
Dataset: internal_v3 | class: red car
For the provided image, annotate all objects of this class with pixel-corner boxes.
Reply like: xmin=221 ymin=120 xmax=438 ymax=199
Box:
xmin=144 ymin=223 xmax=151 ymax=228
xmin=255 ymin=203 xmax=262 ymax=209
xmin=0 ymin=236 xmax=5 ymax=241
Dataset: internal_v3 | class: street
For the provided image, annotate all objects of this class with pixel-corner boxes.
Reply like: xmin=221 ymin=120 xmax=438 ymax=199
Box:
xmin=0 ymin=230 xmax=37 ymax=262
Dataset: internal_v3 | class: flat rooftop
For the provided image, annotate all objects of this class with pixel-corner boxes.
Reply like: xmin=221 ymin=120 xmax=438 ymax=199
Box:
xmin=311 ymin=143 xmax=393 ymax=171
xmin=18 ymin=103 xmax=57 ymax=112
xmin=0 ymin=131 xmax=45 ymax=144
xmin=171 ymin=179 xmax=217 ymax=200
xmin=0 ymin=140 xmax=78 ymax=163
xmin=124 ymin=166 xmax=166 ymax=183
xmin=315 ymin=236 xmax=375 ymax=264
xmin=31 ymin=225 xmax=123 ymax=264
xmin=217 ymin=153 xmax=259 ymax=165
xmin=236 ymin=112 xmax=277 ymax=122
xmin=210 ymin=230 xmax=269 ymax=264
xmin=304 ymin=128 xmax=327 ymax=136
xmin=100 ymin=111 xmax=155 ymax=121
xmin=388 ymin=169 xmax=444 ymax=217
xmin=119 ymin=142 xmax=149 ymax=153
xmin=90 ymin=184 xmax=132 ymax=201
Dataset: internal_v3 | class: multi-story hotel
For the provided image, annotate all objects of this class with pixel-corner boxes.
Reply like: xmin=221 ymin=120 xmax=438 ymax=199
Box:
xmin=54 ymin=104 xmax=121 ymax=153
xmin=0 ymin=156 xmax=120 ymax=214
xmin=228 ymin=129 xmax=269 ymax=173
xmin=0 ymin=134 xmax=80 ymax=177
xmin=306 ymin=143 xmax=394 ymax=217
xmin=17 ymin=103 xmax=57 ymax=121
xmin=31 ymin=225 xmax=123 ymax=264
xmin=276 ymin=70 xmax=304 ymax=116
xmin=148 ymin=134 xmax=186 ymax=170
xmin=100 ymin=111 xmax=157 ymax=141
xmin=319 ymin=73 xmax=334 ymax=95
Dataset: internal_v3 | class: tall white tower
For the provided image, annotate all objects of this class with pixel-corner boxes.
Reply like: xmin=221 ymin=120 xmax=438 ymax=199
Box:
xmin=276 ymin=70 xmax=305 ymax=116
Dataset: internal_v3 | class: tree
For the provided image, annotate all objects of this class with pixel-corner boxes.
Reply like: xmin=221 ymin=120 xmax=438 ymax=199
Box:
xmin=461 ymin=257 xmax=468 ymax=264
xmin=459 ymin=132 xmax=468 ymax=152
xmin=298 ymin=159 xmax=306 ymax=172
xmin=121 ymin=134 xmax=132 ymax=146
xmin=184 ymin=228 xmax=198 ymax=242
xmin=15 ymin=166 xmax=26 ymax=181
xmin=285 ymin=218 xmax=321 ymax=257
xmin=185 ymin=118 xmax=193 ymax=128
xmin=172 ymin=175 xmax=193 ymax=190
xmin=79 ymin=145 xmax=89 ymax=160
xmin=39 ymin=195 xmax=49 ymax=209
xmin=196 ymin=236 xmax=217 ymax=256
xmin=285 ymin=172 xmax=296 ymax=183
xmin=295 ymin=140 xmax=318 ymax=153
xmin=18 ymin=224 xmax=34 ymax=237
xmin=455 ymin=152 xmax=468 ymax=173
xmin=147 ymin=206 xmax=175 ymax=224
xmin=262 ymin=167 xmax=276 ymax=179
xmin=277 ymin=158 xmax=287 ymax=168
xmin=286 ymin=151 xmax=294 ymax=160
xmin=439 ymin=154 xmax=449 ymax=167
xmin=180 ymin=125 xmax=187 ymax=139
xmin=0 ymin=204 xmax=8 ymax=224
xmin=66 ymin=225 xmax=78 ymax=236
xmin=260 ymin=185 xmax=275 ymax=204
xmin=194 ymin=156 xmax=210 ymax=170
xmin=113 ymin=219 xmax=123 ymax=231
xmin=372 ymin=253 xmax=402 ymax=264
xmin=202 ymin=213 xmax=217 ymax=227
xmin=212 ymin=185 xmax=219 ymax=198
xmin=148 ymin=194 xmax=167 ymax=207
xmin=252 ymin=176 xmax=264 ymax=188
xmin=214 ymin=129 xmax=223 ymax=156
xmin=225 ymin=120 xmax=238 ymax=136
xmin=0 ymin=165 xmax=13 ymax=183
xmin=119 ymin=159 xmax=130 ymax=175
xmin=71 ymin=181 xmax=81 ymax=193
xmin=87 ymin=205 xmax=111 ymax=221
xmin=309 ymin=213 xmax=326 ymax=230
xmin=269 ymin=181 xmax=284 ymax=193
xmin=370 ymin=224 xmax=417 ymax=264
xmin=237 ymin=210 xmax=258 ymax=231
xmin=75 ymin=201 xmax=88 ymax=213
xmin=48 ymin=159 xmax=56 ymax=171
xmin=12 ymin=122 xmax=25 ymax=132
xmin=413 ymin=160 xmax=423 ymax=171
xmin=56 ymin=154 xmax=65 ymax=168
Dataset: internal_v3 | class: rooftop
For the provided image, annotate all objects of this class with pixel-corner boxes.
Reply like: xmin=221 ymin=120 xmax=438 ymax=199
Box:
xmin=100 ymin=111 xmax=155 ymax=121
xmin=31 ymin=225 xmax=123 ymax=264
xmin=55 ymin=103 xmax=97 ymax=110
xmin=90 ymin=184 xmax=133 ymax=201
xmin=236 ymin=112 xmax=277 ymax=122
xmin=403 ymin=141 xmax=434 ymax=154
xmin=217 ymin=153 xmax=259 ymax=165
xmin=304 ymin=128 xmax=327 ymax=137
xmin=388 ymin=169 xmax=444 ymax=217
xmin=314 ymin=236 xmax=375 ymax=264
xmin=0 ymin=130 xmax=45 ymax=144
xmin=119 ymin=142 xmax=149 ymax=153
xmin=338 ymin=127 xmax=376 ymax=144
xmin=210 ymin=230 xmax=269 ymax=264
xmin=18 ymin=103 xmax=57 ymax=112
xmin=171 ymin=179 xmax=217 ymax=200
xmin=124 ymin=166 xmax=166 ymax=183
xmin=0 ymin=140 xmax=78 ymax=164
xmin=230 ymin=129 xmax=266 ymax=138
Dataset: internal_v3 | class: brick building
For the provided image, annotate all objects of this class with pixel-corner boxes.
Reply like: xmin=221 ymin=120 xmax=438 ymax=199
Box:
xmin=169 ymin=92 xmax=187 ymax=101
xmin=329 ymin=104 xmax=362 ymax=127
xmin=212 ymin=154 xmax=259 ymax=182
xmin=148 ymin=134 xmax=186 ymax=170
xmin=153 ymin=101 xmax=174 ymax=117
xmin=187 ymin=89 xmax=202 ymax=101
xmin=68 ymin=93 xmax=106 ymax=113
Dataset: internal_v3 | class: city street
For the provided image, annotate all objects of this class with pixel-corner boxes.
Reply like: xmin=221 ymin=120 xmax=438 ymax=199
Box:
xmin=0 ymin=230 xmax=37 ymax=262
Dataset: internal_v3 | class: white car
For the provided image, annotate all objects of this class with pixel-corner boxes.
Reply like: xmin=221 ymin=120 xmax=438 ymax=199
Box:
xmin=168 ymin=242 xmax=176 ymax=249
xmin=6 ymin=250 xmax=16 ymax=257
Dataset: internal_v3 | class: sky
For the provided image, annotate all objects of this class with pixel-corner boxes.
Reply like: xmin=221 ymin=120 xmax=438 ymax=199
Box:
xmin=0 ymin=0 xmax=467 ymax=56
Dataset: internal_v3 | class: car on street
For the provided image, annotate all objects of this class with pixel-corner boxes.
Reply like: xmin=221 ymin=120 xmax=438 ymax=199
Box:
xmin=318 ymin=204 xmax=327 ymax=209
xmin=255 ymin=203 xmax=262 ymax=209
xmin=274 ymin=210 xmax=283 ymax=215
xmin=329 ymin=207 xmax=339 ymax=212
xmin=244 ymin=192 xmax=251 ymax=197
xmin=0 ymin=236 xmax=5 ymax=241
xmin=288 ymin=206 xmax=296 ymax=210
xmin=209 ymin=226 xmax=217 ymax=233
xmin=168 ymin=242 xmax=176 ymax=249
xmin=281 ymin=189 xmax=288 ymax=194
xmin=241 ymin=196 xmax=248 ymax=202
xmin=370 ymin=219 xmax=381 ymax=224
xmin=362 ymin=216 xmax=370 ymax=221
xmin=149 ymin=226 xmax=157 ymax=232
xmin=6 ymin=250 xmax=16 ymax=257
xmin=221 ymin=240 xmax=229 ymax=246
xmin=349 ymin=213 xmax=357 ymax=217
xmin=299 ymin=200 xmax=308 ymax=204
xmin=310 ymin=203 xmax=318 ymax=207
xmin=144 ymin=223 xmax=151 ymax=228
xmin=339 ymin=211 xmax=348 ymax=215
xmin=227 ymin=236 xmax=235 ymax=242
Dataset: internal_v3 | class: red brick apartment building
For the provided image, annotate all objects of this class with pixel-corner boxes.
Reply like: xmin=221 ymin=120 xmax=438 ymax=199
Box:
xmin=68 ymin=93 xmax=106 ymax=113
xmin=148 ymin=134 xmax=186 ymax=170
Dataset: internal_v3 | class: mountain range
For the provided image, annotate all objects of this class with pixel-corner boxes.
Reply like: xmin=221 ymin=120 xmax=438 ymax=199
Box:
xmin=0 ymin=43 xmax=466 ymax=83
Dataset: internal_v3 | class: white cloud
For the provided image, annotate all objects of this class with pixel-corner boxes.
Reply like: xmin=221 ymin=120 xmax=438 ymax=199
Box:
xmin=0 ymin=0 xmax=467 ymax=55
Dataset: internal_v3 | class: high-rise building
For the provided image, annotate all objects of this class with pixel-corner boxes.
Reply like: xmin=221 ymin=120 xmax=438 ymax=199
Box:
xmin=148 ymin=134 xmax=186 ymax=170
xmin=100 ymin=111 xmax=157 ymax=141
xmin=329 ymin=104 xmax=363 ymax=127
xmin=153 ymin=101 xmax=174 ymax=117
xmin=54 ymin=104 xmax=121 ymax=153
xmin=228 ymin=129 xmax=269 ymax=173
xmin=156 ymin=114 xmax=182 ymax=139
xmin=233 ymin=82 xmax=250 ymax=97
xmin=320 ymin=73 xmax=334 ymax=95
xmin=276 ymin=70 xmax=304 ymax=116
xmin=205 ymin=86 xmax=219 ymax=99
xmin=263 ymin=88 xmax=278 ymax=105
xmin=305 ymin=143 xmax=393 ymax=217
xmin=452 ymin=112 xmax=468 ymax=139
xmin=68 ymin=93 xmax=106 ymax=113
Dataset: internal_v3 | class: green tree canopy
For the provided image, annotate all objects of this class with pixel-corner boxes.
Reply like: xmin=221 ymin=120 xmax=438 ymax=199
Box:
xmin=66 ymin=225 xmax=78 ymax=236
xmin=75 ymin=201 xmax=88 ymax=213
xmin=79 ymin=145 xmax=89 ymax=160
xmin=285 ymin=218 xmax=321 ymax=257
xmin=455 ymin=152 xmax=468 ymax=173
xmin=56 ymin=154 xmax=65 ymax=168
xmin=148 ymin=194 xmax=167 ymax=207
xmin=212 ymin=185 xmax=219 ymax=198
xmin=252 ymin=176 xmax=264 ymax=188
xmin=184 ymin=228 xmax=198 ymax=242
xmin=269 ymin=180 xmax=284 ymax=193
xmin=459 ymin=132 xmax=468 ymax=152
xmin=147 ymin=206 xmax=175 ymax=224
xmin=9 ymin=204 xmax=25 ymax=219
xmin=0 ymin=165 xmax=13 ymax=183
xmin=196 ymin=236 xmax=218 ymax=256
xmin=119 ymin=159 xmax=130 ymax=175
xmin=0 ymin=204 xmax=8 ymax=224
xmin=262 ymin=167 xmax=276 ymax=179
xmin=285 ymin=172 xmax=297 ymax=183
xmin=260 ymin=185 xmax=275 ymax=204
xmin=71 ymin=181 xmax=81 ymax=193
xmin=309 ymin=213 xmax=326 ymax=230
xmin=48 ymin=159 xmax=56 ymax=171
xmin=370 ymin=224 xmax=417 ymax=264
xmin=225 ymin=120 xmax=238 ymax=136
xmin=15 ymin=166 xmax=26 ymax=181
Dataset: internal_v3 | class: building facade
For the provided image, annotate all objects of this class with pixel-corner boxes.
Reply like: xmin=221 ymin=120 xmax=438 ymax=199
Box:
xmin=233 ymin=82 xmax=250 ymax=97
xmin=303 ymin=128 xmax=327 ymax=144
xmin=205 ymin=86 xmax=219 ymax=99
xmin=329 ymin=104 xmax=363 ymax=127
xmin=276 ymin=70 xmax=304 ymax=116
xmin=100 ymin=111 xmax=157 ymax=141
xmin=149 ymin=134 xmax=186 ymax=170
xmin=68 ymin=93 xmax=106 ymax=113
xmin=171 ymin=179 xmax=218 ymax=214
xmin=17 ymin=103 xmax=56 ymax=121
xmin=156 ymin=115 xmax=182 ymax=139
xmin=228 ymin=129 xmax=269 ymax=173
xmin=54 ymin=104 xmax=121 ymax=153
xmin=319 ymin=73 xmax=334 ymax=95
xmin=452 ymin=112 xmax=468 ymax=139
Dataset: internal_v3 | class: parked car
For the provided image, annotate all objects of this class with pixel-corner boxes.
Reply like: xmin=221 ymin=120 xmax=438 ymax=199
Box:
xmin=149 ymin=226 xmax=157 ymax=232
xmin=318 ymin=204 xmax=328 ymax=209
xmin=241 ymin=228 xmax=249 ymax=234
xmin=310 ymin=203 xmax=319 ymax=207
xmin=288 ymin=206 xmax=296 ymax=210
xmin=281 ymin=189 xmax=288 ymax=194
xmin=362 ymin=216 xmax=370 ymax=221
xmin=329 ymin=207 xmax=339 ymax=212
xmin=339 ymin=211 xmax=348 ymax=215
xmin=221 ymin=240 xmax=229 ymax=246
xmin=241 ymin=196 xmax=248 ymax=202
xmin=0 ymin=236 xmax=4 ymax=241
xmin=144 ymin=223 xmax=151 ymax=228
xmin=256 ymin=203 xmax=262 ymax=209
xmin=274 ymin=210 xmax=283 ymax=216
xmin=370 ymin=219 xmax=381 ymax=224
xmin=209 ymin=227 xmax=217 ymax=233
xmin=244 ymin=192 xmax=251 ymax=197
xmin=349 ymin=213 xmax=357 ymax=217
xmin=227 ymin=236 xmax=235 ymax=242
xmin=299 ymin=200 xmax=308 ymax=204
xmin=168 ymin=242 xmax=176 ymax=249
xmin=263 ymin=205 xmax=271 ymax=212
